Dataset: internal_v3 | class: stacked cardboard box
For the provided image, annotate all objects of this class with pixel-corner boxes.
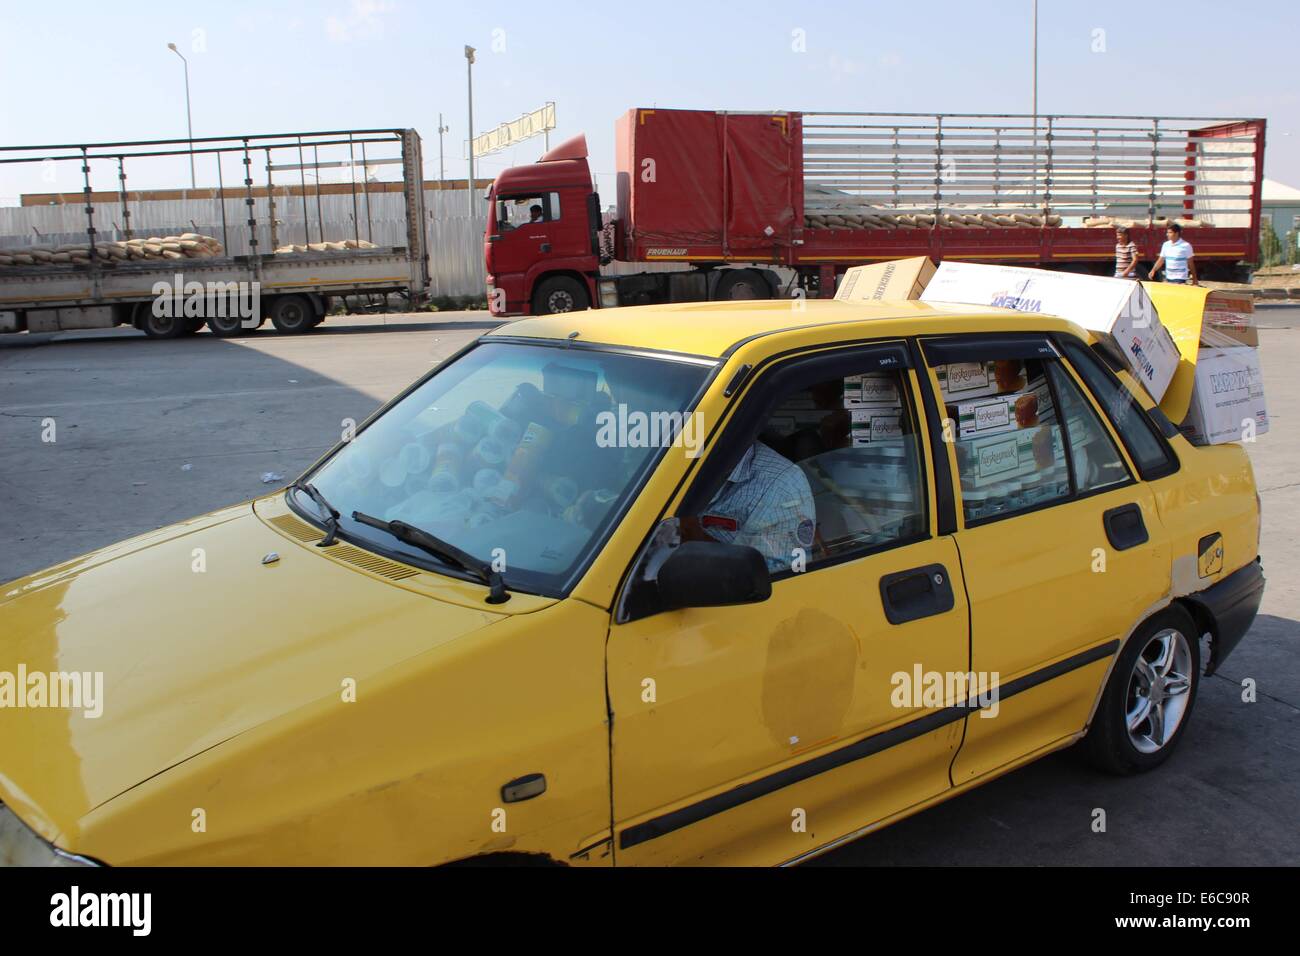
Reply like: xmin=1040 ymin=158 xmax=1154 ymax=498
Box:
xmin=835 ymin=257 xmax=936 ymax=302
xmin=921 ymin=263 xmax=1182 ymax=402
xmin=1144 ymin=284 xmax=1268 ymax=446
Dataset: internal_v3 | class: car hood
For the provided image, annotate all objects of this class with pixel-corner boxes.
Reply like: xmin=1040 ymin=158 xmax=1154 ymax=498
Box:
xmin=0 ymin=496 xmax=549 ymax=843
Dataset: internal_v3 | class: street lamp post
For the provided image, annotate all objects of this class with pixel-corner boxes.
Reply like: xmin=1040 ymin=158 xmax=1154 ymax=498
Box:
xmin=167 ymin=42 xmax=196 ymax=189
xmin=465 ymin=45 xmax=476 ymax=217
xmin=1031 ymin=0 xmax=1039 ymax=206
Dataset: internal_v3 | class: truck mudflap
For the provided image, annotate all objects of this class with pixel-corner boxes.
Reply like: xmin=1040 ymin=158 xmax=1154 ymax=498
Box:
xmin=1183 ymin=559 xmax=1265 ymax=676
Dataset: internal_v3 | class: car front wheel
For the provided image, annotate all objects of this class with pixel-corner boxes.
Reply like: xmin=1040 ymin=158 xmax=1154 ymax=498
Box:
xmin=1083 ymin=605 xmax=1201 ymax=775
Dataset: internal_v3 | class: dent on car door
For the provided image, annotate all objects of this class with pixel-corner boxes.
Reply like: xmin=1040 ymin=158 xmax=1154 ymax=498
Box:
xmin=606 ymin=341 xmax=970 ymax=866
xmin=919 ymin=334 xmax=1173 ymax=784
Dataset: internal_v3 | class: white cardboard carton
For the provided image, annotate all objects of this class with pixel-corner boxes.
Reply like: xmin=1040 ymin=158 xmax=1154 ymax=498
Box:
xmin=1179 ymin=346 xmax=1269 ymax=445
xmin=920 ymin=262 xmax=1181 ymax=402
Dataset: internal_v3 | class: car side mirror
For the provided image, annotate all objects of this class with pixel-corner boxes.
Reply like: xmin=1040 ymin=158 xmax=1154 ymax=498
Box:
xmin=656 ymin=541 xmax=771 ymax=611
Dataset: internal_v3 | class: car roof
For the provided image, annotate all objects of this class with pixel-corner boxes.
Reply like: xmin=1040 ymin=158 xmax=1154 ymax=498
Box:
xmin=484 ymin=299 xmax=1089 ymax=360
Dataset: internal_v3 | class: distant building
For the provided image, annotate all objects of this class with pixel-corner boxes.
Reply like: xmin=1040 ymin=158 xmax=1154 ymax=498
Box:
xmin=1261 ymin=178 xmax=1300 ymax=247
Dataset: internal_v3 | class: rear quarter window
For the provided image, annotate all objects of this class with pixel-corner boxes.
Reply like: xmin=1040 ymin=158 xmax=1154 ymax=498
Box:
xmin=1058 ymin=337 xmax=1179 ymax=480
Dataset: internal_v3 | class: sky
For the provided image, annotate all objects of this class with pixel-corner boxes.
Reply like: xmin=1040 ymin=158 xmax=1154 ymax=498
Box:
xmin=0 ymin=0 xmax=1296 ymax=204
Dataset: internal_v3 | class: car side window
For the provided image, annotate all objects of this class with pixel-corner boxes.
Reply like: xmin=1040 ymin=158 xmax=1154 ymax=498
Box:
xmin=1058 ymin=337 xmax=1179 ymax=480
xmin=679 ymin=359 xmax=927 ymax=577
xmin=938 ymin=356 xmax=1072 ymax=525
xmin=1045 ymin=362 xmax=1132 ymax=494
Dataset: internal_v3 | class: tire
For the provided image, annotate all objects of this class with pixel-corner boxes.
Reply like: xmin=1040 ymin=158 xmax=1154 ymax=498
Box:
xmin=268 ymin=294 xmax=318 ymax=334
xmin=714 ymin=269 xmax=772 ymax=301
xmin=1083 ymin=605 xmax=1201 ymax=775
xmin=137 ymin=301 xmax=187 ymax=340
xmin=531 ymin=276 xmax=589 ymax=315
xmin=206 ymin=312 xmax=251 ymax=338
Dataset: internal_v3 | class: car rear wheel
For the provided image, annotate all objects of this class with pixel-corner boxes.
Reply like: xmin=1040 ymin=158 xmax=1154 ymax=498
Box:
xmin=531 ymin=276 xmax=589 ymax=315
xmin=1083 ymin=606 xmax=1200 ymax=774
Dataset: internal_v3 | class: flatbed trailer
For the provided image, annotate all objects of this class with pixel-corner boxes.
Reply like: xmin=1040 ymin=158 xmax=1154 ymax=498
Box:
xmin=0 ymin=128 xmax=429 ymax=338
xmin=484 ymin=110 xmax=1265 ymax=316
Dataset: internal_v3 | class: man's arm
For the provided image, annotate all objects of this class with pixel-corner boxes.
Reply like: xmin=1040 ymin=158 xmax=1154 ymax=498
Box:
xmin=1149 ymin=255 xmax=1164 ymax=280
xmin=1188 ymin=252 xmax=1198 ymax=285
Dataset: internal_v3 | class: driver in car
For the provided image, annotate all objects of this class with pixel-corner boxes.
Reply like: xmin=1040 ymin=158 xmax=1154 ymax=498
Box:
xmin=681 ymin=440 xmax=816 ymax=573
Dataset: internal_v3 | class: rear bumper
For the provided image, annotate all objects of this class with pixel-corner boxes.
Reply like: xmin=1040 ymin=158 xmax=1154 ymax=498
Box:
xmin=1185 ymin=559 xmax=1265 ymax=675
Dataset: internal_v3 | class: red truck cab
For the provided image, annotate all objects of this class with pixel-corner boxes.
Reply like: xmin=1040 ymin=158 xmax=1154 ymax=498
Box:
xmin=485 ymin=135 xmax=602 ymax=316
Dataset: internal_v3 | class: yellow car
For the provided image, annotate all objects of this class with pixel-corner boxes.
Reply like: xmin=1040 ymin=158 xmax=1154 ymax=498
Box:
xmin=0 ymin=299 xmax=1264 ymax=867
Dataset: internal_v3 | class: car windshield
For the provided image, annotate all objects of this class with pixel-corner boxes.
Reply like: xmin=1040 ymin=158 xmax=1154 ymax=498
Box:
xmin=299 ymin=341 xmax=711 ymax=596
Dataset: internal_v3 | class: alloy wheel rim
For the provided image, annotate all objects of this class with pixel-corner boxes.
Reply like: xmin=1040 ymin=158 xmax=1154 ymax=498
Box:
xmin=1125 ymin=628 xmax=1193 ymax=754
xmin=548 ymin=291 xmax=574 ymax=312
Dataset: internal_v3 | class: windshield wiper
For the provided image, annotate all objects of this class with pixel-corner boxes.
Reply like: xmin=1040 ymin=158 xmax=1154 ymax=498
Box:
xmin=292 ymin=479 xmax=341 ymax=546
xmin=351 ymin=510 xmax=510 ymax=605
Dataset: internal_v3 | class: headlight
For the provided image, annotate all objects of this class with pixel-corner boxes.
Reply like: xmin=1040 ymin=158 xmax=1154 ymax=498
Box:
xmin=0 ymin=803 xmax=100 ymax=867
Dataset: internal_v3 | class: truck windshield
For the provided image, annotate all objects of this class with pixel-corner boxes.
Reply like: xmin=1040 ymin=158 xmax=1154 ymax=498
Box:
xmin=299 ymin=341 xmax=711 ymax=596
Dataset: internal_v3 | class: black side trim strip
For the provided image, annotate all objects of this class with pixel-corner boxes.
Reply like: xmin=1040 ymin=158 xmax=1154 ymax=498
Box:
xmin=617 ymin=639 xmax=1119 ymax=850
xmin=907 ymin=338 xmax=956 ymax=536
xmin=990 ymin=639 xmax=1119 ymax=701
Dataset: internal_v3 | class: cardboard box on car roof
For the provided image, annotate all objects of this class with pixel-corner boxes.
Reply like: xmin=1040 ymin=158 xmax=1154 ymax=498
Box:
xmin=919 ymin=262 xmax=1182 ymax=403
xmin=835 ymin=257 xmax=937 ymax=303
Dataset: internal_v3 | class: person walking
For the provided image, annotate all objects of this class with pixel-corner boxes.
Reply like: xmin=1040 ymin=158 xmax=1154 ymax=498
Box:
xmin=1149 ymin=222 xmax=1197 ymax=285
xmin=1114 ymin=226 xmax=1140 ymax=279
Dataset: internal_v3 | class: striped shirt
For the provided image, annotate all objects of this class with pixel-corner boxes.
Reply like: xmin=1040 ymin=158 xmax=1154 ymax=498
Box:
xmin=1114 ymin=240 xmax=1139 ymax=277
xmin=701 ymin=442 xmax=816 ymax=573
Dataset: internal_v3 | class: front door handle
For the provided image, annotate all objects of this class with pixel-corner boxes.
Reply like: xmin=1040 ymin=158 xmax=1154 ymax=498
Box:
xmin=879 ymin=563 xmax=955 ymax=625
xmin=1103 ymin=503 xmax=1149 ymax=551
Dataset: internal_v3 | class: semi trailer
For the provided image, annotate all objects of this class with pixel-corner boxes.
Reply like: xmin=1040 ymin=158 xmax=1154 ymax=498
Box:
xmin=0 ymin=128 xmax=430 ymax=338
xmin=484 ymin=109 xmax=1265 ymax=316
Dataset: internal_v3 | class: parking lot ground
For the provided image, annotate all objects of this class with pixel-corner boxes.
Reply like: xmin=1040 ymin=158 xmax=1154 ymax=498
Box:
xmin=1 ymin=307 xmax=1297 ymax=865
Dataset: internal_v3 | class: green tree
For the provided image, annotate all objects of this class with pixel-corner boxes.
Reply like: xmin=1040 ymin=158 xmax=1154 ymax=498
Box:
xmin=1285 ymin=228 xmax=1299 ymax=267
xmin=1259 ymin=221 xmax=1283 ymax=266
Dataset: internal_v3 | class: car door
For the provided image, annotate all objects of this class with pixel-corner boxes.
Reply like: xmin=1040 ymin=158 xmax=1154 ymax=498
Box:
xmin=918 ymin=333 xmax=1173 ymax=784
xmin=607 ymin=340 xmax=970 ymax=866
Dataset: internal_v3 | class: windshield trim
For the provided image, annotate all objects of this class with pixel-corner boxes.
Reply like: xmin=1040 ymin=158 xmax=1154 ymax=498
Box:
xmin=481 ymin=334 xmax=720 ymax=367
xmin=290 ymin=338 xmax=723 ymax=602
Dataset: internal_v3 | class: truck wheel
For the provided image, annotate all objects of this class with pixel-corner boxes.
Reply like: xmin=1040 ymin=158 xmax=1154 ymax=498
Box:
xmin=714 ymin=269 xmax=772 ymax=301
xmin=207 ymin=313 xmax=251 ymax=338
xmin=1083 ymin=606 xmax=1200 ymax=775
xmin=532 ymin=277 xmax=589 ymax=315
xmin=268 ymin=295 xmax=317 ymax=334
xmin=137 ymin=302 xmax=187 ymax=340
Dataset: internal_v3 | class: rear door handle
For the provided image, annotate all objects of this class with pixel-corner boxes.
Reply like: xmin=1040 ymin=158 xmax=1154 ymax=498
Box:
xmin=1103 ymin=503 xmax=1149 ymax=551
xmin=879 ymin=563 xmax=955 ymax=625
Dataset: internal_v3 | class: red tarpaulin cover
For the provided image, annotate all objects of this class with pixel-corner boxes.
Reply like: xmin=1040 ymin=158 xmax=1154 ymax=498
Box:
xmin=617 ymin=109 xmax=798 ymax=258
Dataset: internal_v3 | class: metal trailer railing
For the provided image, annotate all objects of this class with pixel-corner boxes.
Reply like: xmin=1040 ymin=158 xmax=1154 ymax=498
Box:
xmin=801 ymin=112 xmax=1264 ymax=228
xmin=0 ymin=128 xmax=423 ymax=271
